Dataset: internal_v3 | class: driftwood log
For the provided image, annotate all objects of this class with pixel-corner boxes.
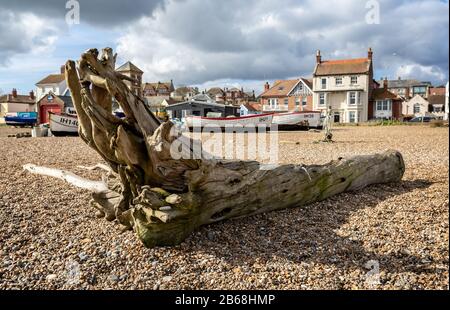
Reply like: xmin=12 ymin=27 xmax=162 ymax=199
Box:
xmin=24 ymin=48 xmax=405 ymax=248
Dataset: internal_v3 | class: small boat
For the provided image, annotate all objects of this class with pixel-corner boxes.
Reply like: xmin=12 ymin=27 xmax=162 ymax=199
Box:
xmin=4 ymin=112 xmax=38 ymax=127
xmin=185 ymin=113 xmax=273 ymax=129
xmin=49 ymin=112 xmax=79 ymax=136
xmin=272 ymin=111 xmax=323 ymax=129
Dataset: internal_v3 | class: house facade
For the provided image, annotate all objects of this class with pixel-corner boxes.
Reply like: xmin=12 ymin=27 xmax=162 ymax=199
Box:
xmin=428 ymin=94 xmax=445 ymax=118
xmin=116 ymin=62 xmax=144 ymax=97
xmin=403 ymin=94 xmax=430 ymax=117
xmin=0 ymin=89 xmax=36 ymax=122
xmin=370 ymin=79 xmax=403 ymax=120
xmin=171 ymin=86 xmax=199 ymax=101
xmin=312 ymin=48 xmax=374 ymax=123
xmin=166 ymin=94 xmax=239 ymax=119
xmin=35 ymin=66 xmax=68 ymax=101
xmin=240 ymin=102 xmax=262 ymax=116
xmin=260 ymin=78 xmax=313 ymax=112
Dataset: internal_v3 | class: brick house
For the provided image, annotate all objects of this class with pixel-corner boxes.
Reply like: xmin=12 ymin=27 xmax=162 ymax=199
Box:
xmin=0 ymin=89 xmax=36 ymax=121
xmin=381 ymin=77 xmax=432 ymax=100
xmin=36 ymin=92 xmax=74 ymax=124
xmin=312 ymin=48 xmax=375 ymax=123
xmin=370 ymin=78 xmax=403 ymax=120
xmin=259 ymin=78 xmax=313 ymax=112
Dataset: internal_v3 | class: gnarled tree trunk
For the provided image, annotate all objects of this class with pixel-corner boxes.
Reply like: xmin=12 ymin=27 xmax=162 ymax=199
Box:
xmin=24 ymin=48 xmax=405 ymax=248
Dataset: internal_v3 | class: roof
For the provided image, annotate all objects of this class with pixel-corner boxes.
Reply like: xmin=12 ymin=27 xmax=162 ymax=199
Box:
xmin=314 ymin=58 xmax=371 ymax=76
xmin=116 ymin=61 xmax=144 ymax=73
xmin=143 ymin=81 xmax=174 ymax=93
xmin=428 ymin=95 xmax=445 ymax=106
xmin=260 ymin=79 xmax=299 ymax=97
xmin=371 ymin=88 xmax=400 ymax=101
xmin=207 ymin=87 xmax=225 ymax=97
xmin=0 ymin=94 xmax=35 ymax=104
xmin=56 ymin=95 xmax=73 ymax=108
xmin=241 ymin=103 xmax=258 ymax=112
xmin=429 ymin=87 xmax=446 ymax=96
xmin=383 ymin=79 xmax=432 ymax=88
xmin=36 ymin=74 xmax=65 ymax=85
xmin=173 ymin=86 xmax=198 ymax=97
xmin=301 ymin=78 xmax=313 ymax=90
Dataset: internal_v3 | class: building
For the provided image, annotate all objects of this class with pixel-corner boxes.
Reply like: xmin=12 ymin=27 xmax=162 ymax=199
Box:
xmin=429 ymin=86 xmax=446 ymax=96
xmin=312 ymin=48 xmax=375 ymax=123
xmin=445 ymin=82 xmax=449 ymax=121
xmin=428 ymin=94 xmax=446 ymax=118
xmin=370 ymin=78 xmax=403 ymax=120
xmin=259 ymin=78 xmax=313 ymax=112
xmin=403 ymin=94 xmax=430 ymax=117
xmin=0 ymin=89 xmax=36 ymax=122
xmin=166 ymin=94 xmax=239 ymax=119
xmin=382 ymin=77 xmax=432 ymax=99
xmin=171 ymin=86 xmax=199 ymax=101
xmin=206 ymin=88 xmax=226 ymax=103
xmin=116 ymin=61 xmax=144 ymax=97
xmin=240 ymin=102 xmax=262 ymax=116
xmin=36 ymin=92 xmax=74 ymax=124
xmin=142 ymin=81 xmax=175 ymax=99
xmin=35 ymin=66 xmax=68 ymax=101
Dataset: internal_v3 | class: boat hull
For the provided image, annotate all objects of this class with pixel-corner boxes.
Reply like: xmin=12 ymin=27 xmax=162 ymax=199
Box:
xmin=185 ymin=113 xmax=273 ymax=128
xmin=4 ymin=112 xmax=38 ymax=127
xmin=49 ymin=112 xmax=79 ymax=136
xmin=272 ymin=111 xmax=323 ymax=129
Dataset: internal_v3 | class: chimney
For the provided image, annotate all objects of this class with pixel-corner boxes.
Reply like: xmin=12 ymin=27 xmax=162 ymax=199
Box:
xmin=264 ymin=82 xmax=270 ymax=91
xmin=383 ymin=77 xmax=388 ymax=90
xmin=60 ymin=65 xmax=65 ymax=74
xmin=368 ymin=47 xmax=373 ymax=60
xmin=29 ymin=90 xmax=35 ymax=100
xmin=12 ymin=88 xmax=17 ymax=97
xmin=316 ymin=50 xmax=322 ymax=64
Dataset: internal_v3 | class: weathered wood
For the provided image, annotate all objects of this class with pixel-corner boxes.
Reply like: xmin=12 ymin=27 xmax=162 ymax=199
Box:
xmin=23 ymin=47 xmax=406 ymax=248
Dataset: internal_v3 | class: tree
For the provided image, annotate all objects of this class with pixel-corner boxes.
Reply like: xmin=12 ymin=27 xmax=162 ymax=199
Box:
xmin=24 ymin=48 xmax=405 ymax=248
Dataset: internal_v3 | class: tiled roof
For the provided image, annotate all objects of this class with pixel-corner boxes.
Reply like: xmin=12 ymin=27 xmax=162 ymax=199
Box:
xmin=429 ymin=87 xmax=446 ymax=96
xmin=314 ymin=58 xmax=371 ymax=76
xmin=36 ymin=74 xmax=65 ymax=85
xmin=143 ymin=81 xmax=174 ymax=93
xmin=260 ymin=79 xmax=299 ymax=97
xmin=371 ymin=88 xmax=400 ymax=100
xmin=428 ymin=95 xmax=445 ymax=106
xmin=116 ymin=61 xmax=144 ymax=73
xmin=300 ymin=78 xmax=313 ymax=90
xmin=0 ymin=94 xmax=35 ymax=104
xmin=242 ymin=103 xmax=258 ymax=112
xmin=207 ymin=87 xmax=225 ymax=96
xmin=383 ymin=79 xmax=432 ymax=88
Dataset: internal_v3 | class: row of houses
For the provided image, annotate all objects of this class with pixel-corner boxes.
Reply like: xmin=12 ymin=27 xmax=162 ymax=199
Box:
xmin=1 ymin=48 xmax=448 ymax=124
xmin=258 ymin=48 xmax=449 ymax=123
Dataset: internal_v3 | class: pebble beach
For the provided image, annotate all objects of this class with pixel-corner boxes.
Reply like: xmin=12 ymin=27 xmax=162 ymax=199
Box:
xmin=0 ymin=125 xmax=448 ymax=290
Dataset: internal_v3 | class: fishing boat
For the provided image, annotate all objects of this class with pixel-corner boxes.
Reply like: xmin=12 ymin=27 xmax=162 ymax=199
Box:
xmin=185 ymin=113 xmax=273 ymax=129
xmin=49 ymin=112 xmax=79 ymax=136
xmin=4 ymin=112 xmax=38 ymax=127
xmin=272 ymin=111 xmax=323 ymax=129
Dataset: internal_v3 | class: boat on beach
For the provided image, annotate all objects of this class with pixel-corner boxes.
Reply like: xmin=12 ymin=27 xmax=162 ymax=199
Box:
xmin=49 ymin=112 xmax=79 ymax=136
xmin=4 ymin=112 xmax=38 ymax=127
xmin=272 ymin=111 xmax=323 ymax=129
xmin=185 ymin=113 xmax=274 ymax=129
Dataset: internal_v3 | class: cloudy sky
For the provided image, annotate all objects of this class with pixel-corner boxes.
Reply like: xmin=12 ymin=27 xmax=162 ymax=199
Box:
xmin=0 ymin=0 xmax=448 ymax=95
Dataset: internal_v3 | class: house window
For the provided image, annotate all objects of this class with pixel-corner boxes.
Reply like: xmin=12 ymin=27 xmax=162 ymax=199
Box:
xmin=376 ymin=100 xmax=392 ymax=111
xmin=295 ymin=98 xmax=300 ymax=106
xmin=349 ymin=92 xmax=357 ymax=105
xmin=413 ymin=104 xmax=421 ymax=114
xmin=351 ymin=76 xmax=358 ymax=85
xmin=349 ymin=111 xmax=356 ymax=123
xmin=413 ymin=86 xmax=427 ymax=96
xmin=302 ymin=97 xmax=307 ymax=106
xmin=321 ymin=78 xmax=327 ymax=90
xmin=335 ymin=77 xmax=342 ymax=86
xmin=284 ymin=98 xmax=289 ymax=106
xmin=319 ymin=93 xmax=326 ymax=105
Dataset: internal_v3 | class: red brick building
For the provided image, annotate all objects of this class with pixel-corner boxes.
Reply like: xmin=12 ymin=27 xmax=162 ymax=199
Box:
xmin=259 ymin=78 xmax=313 ymax=112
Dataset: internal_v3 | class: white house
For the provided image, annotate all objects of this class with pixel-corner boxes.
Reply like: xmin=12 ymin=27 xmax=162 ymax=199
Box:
xmin=240 ymin=103 xmax=262 ymax=116
xmin=35 ymin=66 xmax=69 ymax=101
xmin=312 ymin=48 xmax=374 ymax=123
xmin=403 ymin=94 xmax=430 ymax=117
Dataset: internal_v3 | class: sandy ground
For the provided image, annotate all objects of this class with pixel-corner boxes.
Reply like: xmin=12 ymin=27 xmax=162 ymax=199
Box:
xmin=0 ymin=125 xmax=448 ymax=290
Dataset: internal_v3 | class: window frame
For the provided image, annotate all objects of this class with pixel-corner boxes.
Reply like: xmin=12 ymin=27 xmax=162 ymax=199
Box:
xmin=335 ymin=77 xmax=343 ymax=86
xmin=321 ymin=78 xmax=327 ymax=90
xmin=350 ymin=76 xmax=358 ymax=85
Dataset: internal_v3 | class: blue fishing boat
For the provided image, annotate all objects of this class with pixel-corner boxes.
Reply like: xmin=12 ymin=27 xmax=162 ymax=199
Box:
xmin=4 ymin=112 xmax=38 ymax=127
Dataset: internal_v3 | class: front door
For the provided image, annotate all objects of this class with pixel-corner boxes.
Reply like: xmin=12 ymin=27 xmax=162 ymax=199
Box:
xmin=40 ymin=105 xmax=62 ymax=124
xmin=333 ymin=113 xmax=340 ymax=123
